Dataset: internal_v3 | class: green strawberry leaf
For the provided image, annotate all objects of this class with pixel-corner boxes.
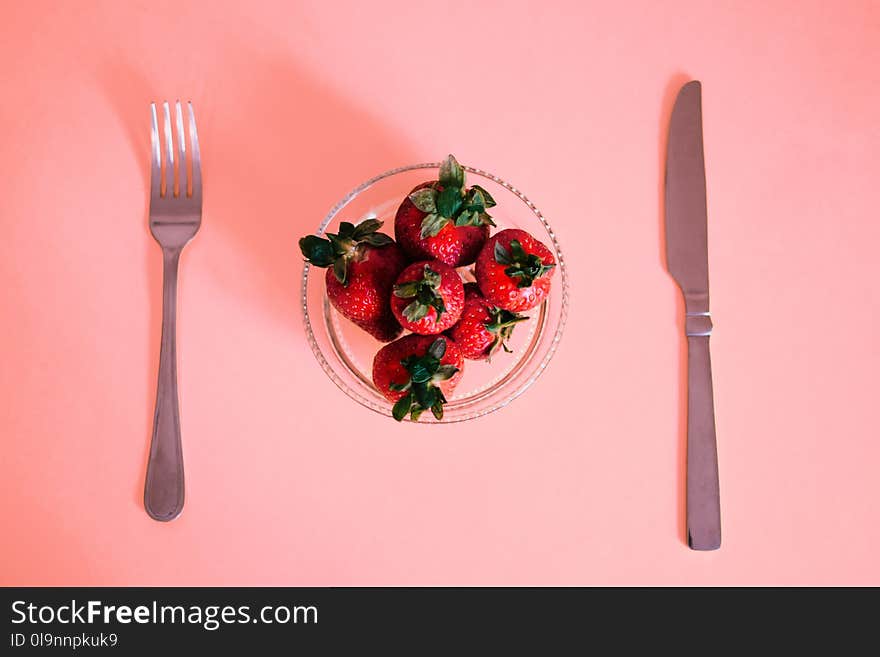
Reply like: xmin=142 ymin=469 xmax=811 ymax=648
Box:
xmin=428 ymin=337 xmax=447 ymax=359
xmin=504 ymin=261 xmax=556 ymax=288
xmin=351 ymin=218 xmax=383 ymax=239
xmin=408 ymin=359 xmax=436 ymax=384
xmin=499 ymin=240 xmax=555 ymax=288
xmin=393 ymin=281 xmax=422 ymax=298
xmin=509 ymin=239 xmax=528 ymax=261
xmin=422 ymin=266 xmax=442 ymax=289
xmin=392 ymin=393 xmax=413 ymax=421
xmin=388 ymin=337 xmax=457 ymax=422
xmin=337 ymin=221 xmax=356 ymax=238
xmin=494 ymin=241 xmax=514 ymax=265
xmin=413 ymin=381 xmax=439 ymax=411
xmin=409 ymin=188 xmax=438 ymax=213
xmin=402 ymin=301 xmax=430 ymax=322
xmin=360 ymin=232 xmax=394 ymax=247
xmin=454 ymin=209 xmax=495 ymax=228
xmin=437 ymin=186 xmax=463 ymax=218
xmin=486 ymin=308 xmax=529 ymax=332
xmin=327 ymin=232 xmax=348 ymax=254
xmin=420 ymin=212 xmax=449 ymax=238
xmin=434 ymin=364 xmax=458 ymax=380
xmin=395 ymin=266 xmax=447 ymax=324
xmin=467 ymin=188 xmax=486 ymax=212
xmin=452 ymin=185 xmax=497 ymax=227
xmin=439 ymin=154 xmax=465 ymax=189
xmin=485 ymin=307 xmax=529 ymax=356
xmin=299 ymin=235 xmax=335 ymax=267
xmin=415 ymin=156 xmax=500 ymax=234
xmin=299 ymin=217 xmax=394 ymax=287
xmin=332 ymin=257 xmax=348 ymax=284
xmin=470 ymin=184 xmax=496 ymax=208
xmin=454 ymin=209 xmax=474 ymax=227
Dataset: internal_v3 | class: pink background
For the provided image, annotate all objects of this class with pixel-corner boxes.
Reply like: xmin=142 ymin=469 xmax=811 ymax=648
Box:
xmin=1 ymin=0 xmax=878 ymax=586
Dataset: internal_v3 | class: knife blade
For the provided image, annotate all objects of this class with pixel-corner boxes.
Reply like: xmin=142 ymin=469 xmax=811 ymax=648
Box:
xmin=664 ymin=80 xmax=721 ymax=551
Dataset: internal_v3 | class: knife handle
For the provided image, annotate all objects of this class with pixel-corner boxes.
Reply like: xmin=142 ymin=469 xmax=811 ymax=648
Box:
xmin=685 ymin=313 xmax=721 ymax=550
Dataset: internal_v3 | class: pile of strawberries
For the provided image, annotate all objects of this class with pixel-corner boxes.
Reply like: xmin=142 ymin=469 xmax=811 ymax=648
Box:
xmin=300 ymin=156 xmax=556 ymax=422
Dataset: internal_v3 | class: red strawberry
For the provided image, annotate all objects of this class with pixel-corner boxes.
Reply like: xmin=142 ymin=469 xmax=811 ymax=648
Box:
xmin=394 ymin=154 xmax=496 ymax=267
xmin=299 ymin=219 xmax=407 ymax=342
xmin=447 ymin=283 xmax=529 ymax=360
xmin=391 ymin=260 xmax=465 ymax=335
xmin=475 ymin=228 xmax=556 ymax=312
xmin=372 ymin=335 xmax=464 ymax=421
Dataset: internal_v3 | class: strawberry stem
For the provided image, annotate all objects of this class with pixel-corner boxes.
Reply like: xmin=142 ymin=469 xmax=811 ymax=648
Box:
xmin=393 ymin=264 xmax=447 ymax=323
xmin=493 ymin=239 xmax=554 ymax=288
xmin=486 ymin=307 xmax=529 ymax=356
xmin=299 ymin=218 xmax=394 ymax=284
xmin=390 ymin=338 xmax=458 ymax=421
xmin=412 ymin=155 xmax=497 ymax=238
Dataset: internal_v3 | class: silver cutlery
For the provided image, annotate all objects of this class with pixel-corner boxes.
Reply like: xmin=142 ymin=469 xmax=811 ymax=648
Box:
xmin=665 ymin=81 xmax=721 ymax=550
xmin=144 ymin=101 xmax=202 ymax=521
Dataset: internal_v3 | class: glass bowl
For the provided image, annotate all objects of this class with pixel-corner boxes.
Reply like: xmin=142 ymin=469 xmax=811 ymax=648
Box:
xmin=301 ymin=162 xmax=569 ymax=423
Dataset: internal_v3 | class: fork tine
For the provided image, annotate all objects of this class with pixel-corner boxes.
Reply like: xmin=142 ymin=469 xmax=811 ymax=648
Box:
xmin=188 ymin=102 xmax=201 ymax=200
xmin=163 ymin=102 xmax=174 ymax=198
xmin=150 ymin=103 xmax=161 ymax=200
xmin=174 ymin=101 xmax=187 ymax=198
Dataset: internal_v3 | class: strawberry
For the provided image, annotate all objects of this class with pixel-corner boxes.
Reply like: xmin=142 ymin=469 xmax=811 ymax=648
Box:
xmin=394 ymin=154 xmax=496 ymax=267
xmin=391 ymin=260 xmax=465 ymax=335
xmin=372 ymin=334 xmax=464 ymax=421
xmin=447 ymin=283 xmax=529 ymax=360
xmin=299 ymin=219 xmax=407 ymax=342
xmin=475 ymin=228 xmax=556 ymax=312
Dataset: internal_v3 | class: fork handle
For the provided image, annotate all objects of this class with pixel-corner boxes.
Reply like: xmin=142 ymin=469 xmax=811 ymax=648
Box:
xmin=144 ymin=248 xmax=185 ymax=521
xmin=685 ymin=331 xmax=721 ymax=550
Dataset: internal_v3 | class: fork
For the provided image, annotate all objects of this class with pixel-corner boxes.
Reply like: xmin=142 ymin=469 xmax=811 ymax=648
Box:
xmin=144 ymin=101 xmax=202 ymax=521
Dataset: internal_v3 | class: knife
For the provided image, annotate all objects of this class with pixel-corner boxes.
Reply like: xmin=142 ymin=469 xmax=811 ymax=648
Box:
xmin=664 ymin=80 xmax=721 ymax=550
